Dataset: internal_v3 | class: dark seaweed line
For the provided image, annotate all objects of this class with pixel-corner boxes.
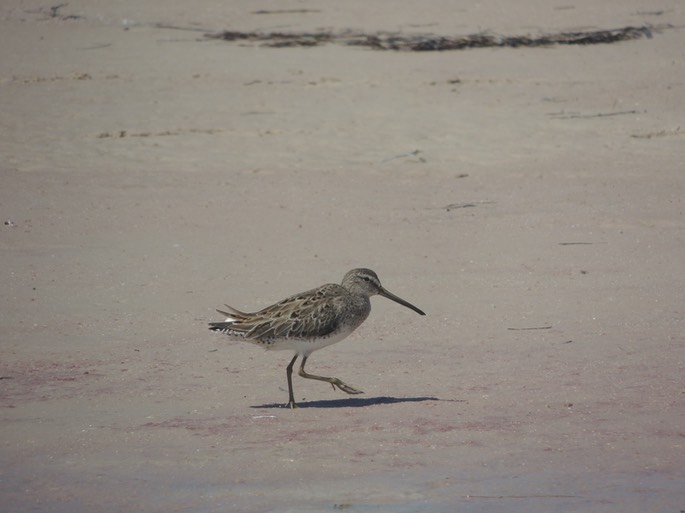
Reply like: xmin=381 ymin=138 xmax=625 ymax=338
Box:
xmin=205 ymin=26 xmax=659 ymax=50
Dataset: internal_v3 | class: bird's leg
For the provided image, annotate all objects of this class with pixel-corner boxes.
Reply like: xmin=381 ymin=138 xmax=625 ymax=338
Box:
xmin=286 ymin=354 xmax=299 ymax=408
xmin=298 ymin=356 xmax=364 ymax=395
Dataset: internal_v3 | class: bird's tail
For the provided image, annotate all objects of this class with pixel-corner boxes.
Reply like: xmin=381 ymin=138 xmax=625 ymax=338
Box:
xmin=208 ymin=321 xmax=235 ymax=332
xmin=209 ymin=304 xmax=251 ymax=333
xmin=216 ymin=303 xmax=250 ymax=321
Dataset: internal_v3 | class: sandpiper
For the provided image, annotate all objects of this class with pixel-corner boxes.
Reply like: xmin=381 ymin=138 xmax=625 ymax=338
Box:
xmin=208 ymin=268 xmax=425 ymax=408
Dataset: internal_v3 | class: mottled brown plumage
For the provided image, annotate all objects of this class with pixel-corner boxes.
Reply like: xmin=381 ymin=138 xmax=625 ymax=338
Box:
xmin=209 ymin=268 xmax=425 ymax=408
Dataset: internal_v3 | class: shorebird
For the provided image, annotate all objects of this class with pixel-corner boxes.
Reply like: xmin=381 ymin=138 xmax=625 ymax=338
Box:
xmin=208 ymin=268 xmax=425 ymax=408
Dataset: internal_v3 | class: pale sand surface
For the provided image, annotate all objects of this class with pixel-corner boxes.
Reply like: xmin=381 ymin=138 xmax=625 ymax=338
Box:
xmin=1 ymin=1 xmax=684 ymax=512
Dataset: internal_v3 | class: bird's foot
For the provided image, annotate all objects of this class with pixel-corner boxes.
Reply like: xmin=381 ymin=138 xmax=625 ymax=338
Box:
xmin=330 ymin=379 xmax=364 ymax=395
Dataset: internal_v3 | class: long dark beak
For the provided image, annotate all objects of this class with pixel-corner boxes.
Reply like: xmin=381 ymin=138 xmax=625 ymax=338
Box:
xmin=379 ymin=287 xmax=426 ymax=315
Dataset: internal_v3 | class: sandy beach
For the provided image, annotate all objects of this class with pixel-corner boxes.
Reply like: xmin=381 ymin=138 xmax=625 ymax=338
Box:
xmin=1 ymin=1 xmax=684 ymax=511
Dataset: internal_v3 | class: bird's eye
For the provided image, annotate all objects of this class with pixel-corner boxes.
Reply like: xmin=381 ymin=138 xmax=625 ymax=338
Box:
xmin=362 ymin=276 xmax=371 ymax=282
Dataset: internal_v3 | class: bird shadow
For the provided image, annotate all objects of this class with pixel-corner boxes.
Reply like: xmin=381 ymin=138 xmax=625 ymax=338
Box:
xmin=251 ymin=395 xmax=442 ymax=409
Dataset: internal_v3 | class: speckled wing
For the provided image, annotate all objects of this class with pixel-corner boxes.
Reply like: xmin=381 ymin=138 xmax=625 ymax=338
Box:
xmin=208 ymin=284 xmax=348 ymax=342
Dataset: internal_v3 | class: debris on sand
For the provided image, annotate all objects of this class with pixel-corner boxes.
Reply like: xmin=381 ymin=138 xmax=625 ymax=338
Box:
xmin=205 ymin=26 xmax=659 ymax=51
